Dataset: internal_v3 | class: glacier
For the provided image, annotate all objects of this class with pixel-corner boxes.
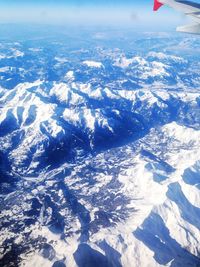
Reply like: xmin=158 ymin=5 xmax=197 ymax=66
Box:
xmin=0 ymin=25 xmax=200 ymax=267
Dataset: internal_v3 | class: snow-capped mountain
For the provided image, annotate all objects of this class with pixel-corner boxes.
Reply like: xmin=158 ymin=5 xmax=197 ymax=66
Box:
xmin=0 ymin=26 xmax=200 ymax=267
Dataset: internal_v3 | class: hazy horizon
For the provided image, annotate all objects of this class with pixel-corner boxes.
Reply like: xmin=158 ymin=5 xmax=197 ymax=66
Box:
xmin=0 ymin=0 xmax=189 ymax=30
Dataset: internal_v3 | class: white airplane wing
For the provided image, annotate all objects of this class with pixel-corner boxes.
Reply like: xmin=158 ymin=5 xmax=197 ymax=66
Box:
xmin=154 ymin=0 xmax=200 ymax=34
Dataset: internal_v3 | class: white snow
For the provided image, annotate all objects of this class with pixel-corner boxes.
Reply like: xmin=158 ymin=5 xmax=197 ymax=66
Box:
xmin=83 ymin=60 xmax=103 ymax=68
xmin=11 ymin=49 xmax=24 ymax=57
xmin=65 ymin=70 xmax=74 ymax=81
xmin=140 ymin=61 xmax=170 ymax=79
xmin=114 ymin=56 xmax=135 ymax=68
xmin=148 ymin=51 xmax=187 ymax=64
xmin=0 ymin=66 xmax=10 ymax=72
xmin=50 ymin=82 xmax=71 ymax=103
xmin=55 ymin=57 xmax=69 ymax=63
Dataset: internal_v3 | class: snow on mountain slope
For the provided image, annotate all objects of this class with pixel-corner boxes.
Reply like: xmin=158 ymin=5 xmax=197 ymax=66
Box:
xmin=0 ymin=28 xmax=200 ymax=267
xmin=1 ymin=78 xmax=199 ymax=176
xmin=83 ymin=61 xmax=104 ymax=68
xmin=2 ymin=120 xmax=200 ymax=267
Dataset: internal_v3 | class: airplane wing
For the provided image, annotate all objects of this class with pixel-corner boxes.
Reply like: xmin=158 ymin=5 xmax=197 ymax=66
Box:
xmin=154 ymin=0 xmax=200 ymax=34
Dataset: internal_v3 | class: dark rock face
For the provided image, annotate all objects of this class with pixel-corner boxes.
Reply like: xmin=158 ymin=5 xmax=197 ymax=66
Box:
xmin=52 ymin=260 xmax=66 ymax=267
xmin=41 ymin=243 xmax=56 ymax=260
xmin=74 ymin=244 xmax=112 ymax=267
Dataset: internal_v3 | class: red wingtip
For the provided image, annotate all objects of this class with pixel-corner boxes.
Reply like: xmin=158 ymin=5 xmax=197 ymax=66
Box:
xmin=153 ymin=0 xmax=163 ymax=11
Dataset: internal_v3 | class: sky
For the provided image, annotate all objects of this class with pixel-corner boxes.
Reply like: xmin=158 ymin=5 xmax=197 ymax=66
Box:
xmin=0 ymin=0 xmax=191 ymax=29
xmin=0 ymin=0 xmax=151 ymax=6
